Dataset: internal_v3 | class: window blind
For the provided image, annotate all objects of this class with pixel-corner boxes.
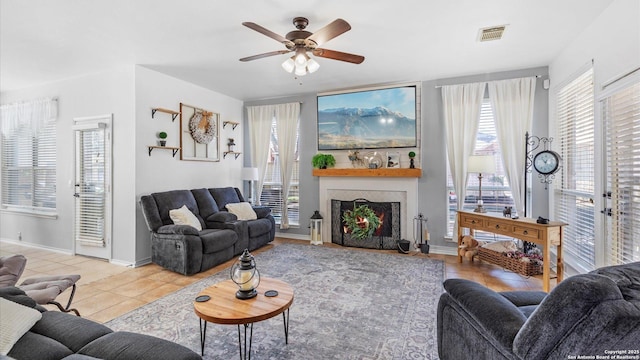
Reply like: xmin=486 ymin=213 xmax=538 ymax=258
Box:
xmin=554 ymin=67 xmax=595 ymax=271
xmin=446 ymin=98 xmax=515 ymax=236
xmin=603 ymin=79 xmax=640 ymax=265
xmin=259 ymin=117 xmax=300 ymax=226
xmin=74 ymin=127 xmax=107 ymax=245
xmin=1 ymin=121 xmax=56 ymax=212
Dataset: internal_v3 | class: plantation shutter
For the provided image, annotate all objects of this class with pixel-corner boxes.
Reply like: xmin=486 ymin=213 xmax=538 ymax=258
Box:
xmin=553 ymin=67 xmax=596 ymax=271
xmin=602 ymin=72 xmax=640 ymax=265
xmin=1 ymin=98 xmax=57 ymax=212
xmin=74 ymin=125 xmax=107 ymax=246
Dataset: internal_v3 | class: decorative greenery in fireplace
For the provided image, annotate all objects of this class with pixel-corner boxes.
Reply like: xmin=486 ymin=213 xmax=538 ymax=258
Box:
xmin=342 ymin=203 xmax=382 ymax=240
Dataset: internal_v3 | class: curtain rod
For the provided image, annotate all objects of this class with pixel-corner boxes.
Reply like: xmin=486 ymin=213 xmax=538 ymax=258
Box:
xmin=434 ymin=75 xmax=543 ymax=89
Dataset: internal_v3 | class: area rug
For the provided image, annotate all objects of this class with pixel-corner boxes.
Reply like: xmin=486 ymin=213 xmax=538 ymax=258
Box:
xmin=106 ymin=243 xmax=444 ymax=359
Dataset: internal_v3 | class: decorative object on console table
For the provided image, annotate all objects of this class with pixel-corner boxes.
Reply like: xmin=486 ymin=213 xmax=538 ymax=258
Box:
xmin=408 ymin=151 xmax=416 ymax=169
xmin=467 ymin=155 xmax=496 ymax=213
xmin=309 ymin=210 xmax=323 ymax=245
xmin=157 ymin=131 xmax=167 ymax=146
xmin=241 ymin=167 xmax=259 ymax=205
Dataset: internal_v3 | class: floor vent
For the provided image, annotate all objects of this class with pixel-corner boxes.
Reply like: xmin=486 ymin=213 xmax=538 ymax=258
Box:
xmin=478 ymin=25 xmax=507 ymax=42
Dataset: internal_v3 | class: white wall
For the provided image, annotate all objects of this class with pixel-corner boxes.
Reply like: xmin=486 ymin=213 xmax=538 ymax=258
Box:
xmin=133 ymin=66 xmax=244 ymax=264
xmin=0 ymin=66 xmax=137 ymax=257
xmin=550 ymin=0 xmax=639 ymax=90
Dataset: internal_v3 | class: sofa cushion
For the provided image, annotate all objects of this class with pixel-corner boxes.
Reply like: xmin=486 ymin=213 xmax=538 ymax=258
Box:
xmin=78 ymin=331 xmax=201 ymax=360
xmin=0 ymin=286 xmax=38 ymax=309
xmin=8 ymin=330 xmax=74 ymax=360
xmin=30 ymin=311 xmax=113 ymax=353
xmin=590 ymin=261 xmax=640 ymax=307
xmin=191 ymin=188 xmax=220 ymax=220
xmin=210 ymin=187 xmax=240 ymax=210
xmin=200 ymin=229 xmax=238 ymax=254
xmin=170 ymin=205 xmax=203 ymax=231
xmin=247 ymin=218 xmax=273 ymax=238
xmin=152 ymin=190 xmax=204 ymax=228
xmin=0 ymin=297 xmax=42 ymax=355
xmin=226 ymin=202 xmax=257 ymax=220
xmin=253 ymin=206 xmax=271 ymax=219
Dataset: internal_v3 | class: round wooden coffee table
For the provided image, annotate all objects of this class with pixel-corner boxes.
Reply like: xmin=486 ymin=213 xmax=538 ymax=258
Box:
xmin=194 ymin=277 xmax=294 ymax=359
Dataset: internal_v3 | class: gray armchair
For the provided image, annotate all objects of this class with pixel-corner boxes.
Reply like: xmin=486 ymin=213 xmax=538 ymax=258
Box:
xmin=437 ymin=262 xmax=640 ymax=360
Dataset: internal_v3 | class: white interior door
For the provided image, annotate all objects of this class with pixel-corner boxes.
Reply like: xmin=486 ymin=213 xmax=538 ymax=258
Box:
xmin=73 ymin=114 xmax=112 ymax=259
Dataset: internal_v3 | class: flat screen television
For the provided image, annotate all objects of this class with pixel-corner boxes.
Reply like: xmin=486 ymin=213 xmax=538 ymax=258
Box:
xmin=317 ymin=84 xmax=417 ymax=150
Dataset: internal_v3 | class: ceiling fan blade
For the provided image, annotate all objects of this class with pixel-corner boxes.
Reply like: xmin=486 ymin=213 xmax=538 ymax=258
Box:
xmin=242 ymin=22 xmax=294 ymax=47
xmin=312 ymin=48 xmax=365 ymax=64
xmin=240 ymin=50 xmax=291 ymax=62
xmin=307 ymin=19 xmax=351 ymax=46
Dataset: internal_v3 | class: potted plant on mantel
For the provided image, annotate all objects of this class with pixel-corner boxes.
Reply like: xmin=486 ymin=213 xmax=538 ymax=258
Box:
xmin=342 ymin=203 xmax=382 ymax=240
xmin=312 ymin=153 xmax=336 ymax=169
xmin=157 ymin=131 xmax=168 ymax=146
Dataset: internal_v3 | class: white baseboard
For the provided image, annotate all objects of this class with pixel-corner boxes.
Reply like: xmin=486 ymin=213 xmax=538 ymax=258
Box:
xmin=275 ymin=232 xmax=310 ymax=241
xmin=0 ymin=238 xmax=73 ymax=255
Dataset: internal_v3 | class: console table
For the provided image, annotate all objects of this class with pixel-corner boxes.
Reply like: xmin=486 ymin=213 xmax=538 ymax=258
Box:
xmin=456 ymin=210 xmax=567 ymax=292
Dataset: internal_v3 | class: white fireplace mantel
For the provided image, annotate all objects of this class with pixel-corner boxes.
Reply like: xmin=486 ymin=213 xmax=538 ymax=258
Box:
xmin=318 ymin=175 xmax=419 ymax=248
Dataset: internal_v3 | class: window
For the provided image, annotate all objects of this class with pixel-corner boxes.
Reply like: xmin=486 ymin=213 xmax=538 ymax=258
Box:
xmin=553 ymin=67 xmax=595 ymax=271
xmin=259 ymin=117 xmax=300 ymax=226
xmin=602 ymin=75 xmax=640 ymax=265
xmin=447 ymin=98 xmax=515 ymax=236
xmin=1 ymin=99 xmax=57 ymax=214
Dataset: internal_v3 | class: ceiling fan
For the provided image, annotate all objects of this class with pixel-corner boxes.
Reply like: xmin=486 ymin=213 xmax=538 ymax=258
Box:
xmin=239 ymin=17 xmax=365 ymax=76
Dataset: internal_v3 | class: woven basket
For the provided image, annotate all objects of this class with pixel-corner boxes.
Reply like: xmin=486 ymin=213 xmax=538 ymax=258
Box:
xmin=477 ymin=247 xmax=543 ymax=276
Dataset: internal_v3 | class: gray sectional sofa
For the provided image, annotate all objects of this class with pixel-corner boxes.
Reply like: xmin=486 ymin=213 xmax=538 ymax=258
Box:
xmin=0 ymin=286 xmax=201 ymax=360
xmin=140 ymin=187 xmax=275 ymax=275
xmin=437 ymin=261 xmax=640 ymax=359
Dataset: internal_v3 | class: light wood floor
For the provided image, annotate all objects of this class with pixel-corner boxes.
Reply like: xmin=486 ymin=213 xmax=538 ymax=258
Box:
xmin=0 ymin=238 xmax=547 ymax=324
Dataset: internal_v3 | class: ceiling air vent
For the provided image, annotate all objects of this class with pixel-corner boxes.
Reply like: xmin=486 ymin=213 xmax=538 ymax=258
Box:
xmin=478 ymin=25 xmax=507 ymax=42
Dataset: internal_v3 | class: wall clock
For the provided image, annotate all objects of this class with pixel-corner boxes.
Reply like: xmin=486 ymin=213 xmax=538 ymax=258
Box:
xmin=533 ymin=150 xmax=560 ymax=175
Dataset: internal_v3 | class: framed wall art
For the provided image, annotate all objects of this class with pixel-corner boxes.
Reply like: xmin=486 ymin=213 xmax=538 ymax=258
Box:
xmin=179 ymin=103 xmax=220 ymax=161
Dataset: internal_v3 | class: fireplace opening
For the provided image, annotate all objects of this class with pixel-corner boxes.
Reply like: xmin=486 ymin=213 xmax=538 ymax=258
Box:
xmin=331 ymin=199 xmax=400 ymax=249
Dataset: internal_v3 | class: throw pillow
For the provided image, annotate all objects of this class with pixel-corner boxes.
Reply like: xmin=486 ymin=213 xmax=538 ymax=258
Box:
xmin=0 ymin=297 xmax=42 ymax=355
xmin=225 ymin=202 xmax=258 ymax=221
xmin=169 ymin=205 xmax=202 ymax=231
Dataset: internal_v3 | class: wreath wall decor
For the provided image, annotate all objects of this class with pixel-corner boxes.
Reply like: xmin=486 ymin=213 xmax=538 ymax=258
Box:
xmin=179 ymin=103 xmax=220 ymax=162
xmin=188 ymin=111 xmax=217 ymax=144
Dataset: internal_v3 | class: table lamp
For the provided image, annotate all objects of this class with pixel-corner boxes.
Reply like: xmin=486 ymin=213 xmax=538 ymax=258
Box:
xmin=468 ymin=155 xmax=496 ymax=213
xmin=241 ymin=167 xmax=259 ymax=205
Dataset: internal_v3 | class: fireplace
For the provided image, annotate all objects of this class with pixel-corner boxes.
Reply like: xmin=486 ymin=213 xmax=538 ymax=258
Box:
xmin=331 ymin=199 xmax=400 ymax=249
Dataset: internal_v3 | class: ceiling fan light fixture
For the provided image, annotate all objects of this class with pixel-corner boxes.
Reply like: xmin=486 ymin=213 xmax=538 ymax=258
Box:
xmin=294 ymin=65 xmax=307 ymax=76
xmin=307 ymin=58 xmax=320 ymax=73
xmin=281 ymin=57 xmax=295 ymax=73
xmin=294 ymin=51 xmax=307 ymax=67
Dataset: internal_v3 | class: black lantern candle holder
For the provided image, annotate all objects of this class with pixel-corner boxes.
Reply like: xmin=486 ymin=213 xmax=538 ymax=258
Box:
xmin=230 ymin=249 xmax=260 ymax=300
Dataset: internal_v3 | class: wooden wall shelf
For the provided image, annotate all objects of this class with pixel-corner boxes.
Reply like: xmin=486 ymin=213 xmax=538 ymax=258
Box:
xmin=313 ymin=168 xmax=422 ymax=177
xmin=151 ymin=108 xmax=180 ymax=121
xmin=148 ymin=146 xmax=180 ymax=157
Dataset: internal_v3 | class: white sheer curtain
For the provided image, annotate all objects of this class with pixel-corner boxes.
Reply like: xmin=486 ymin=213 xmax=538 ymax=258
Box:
xmin=488 ymin=77 xmax=536 ymax=216
xmin=1 ymin=97 xmax=58 ymax=135
xmin=442 ymin=82 xmax=486 ymax=217
xmin=247 ymin=105 xmax=275 ymax=204
xmin=274 ymin=102 xmax=300 ymax=229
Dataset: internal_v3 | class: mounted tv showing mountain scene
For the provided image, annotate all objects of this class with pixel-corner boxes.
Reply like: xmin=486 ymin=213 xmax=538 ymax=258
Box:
xmin=317 ymin=85 xmax=417 ymax=150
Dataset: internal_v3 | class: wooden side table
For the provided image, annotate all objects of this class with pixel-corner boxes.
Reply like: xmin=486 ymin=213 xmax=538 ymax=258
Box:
xmin=194 ymin=277 xmax=294 ymax=359
xmin=456 ymin=210 xmax=567 ymax=292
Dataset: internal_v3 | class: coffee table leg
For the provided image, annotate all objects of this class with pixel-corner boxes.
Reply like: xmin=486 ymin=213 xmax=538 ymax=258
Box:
xmin=237 ymin=323 xmax=254 ymax=360
xmin=282 ymin=309 xmax=290 ymax=344
xmin=199 ymin=319 xmax=207 ymax=356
